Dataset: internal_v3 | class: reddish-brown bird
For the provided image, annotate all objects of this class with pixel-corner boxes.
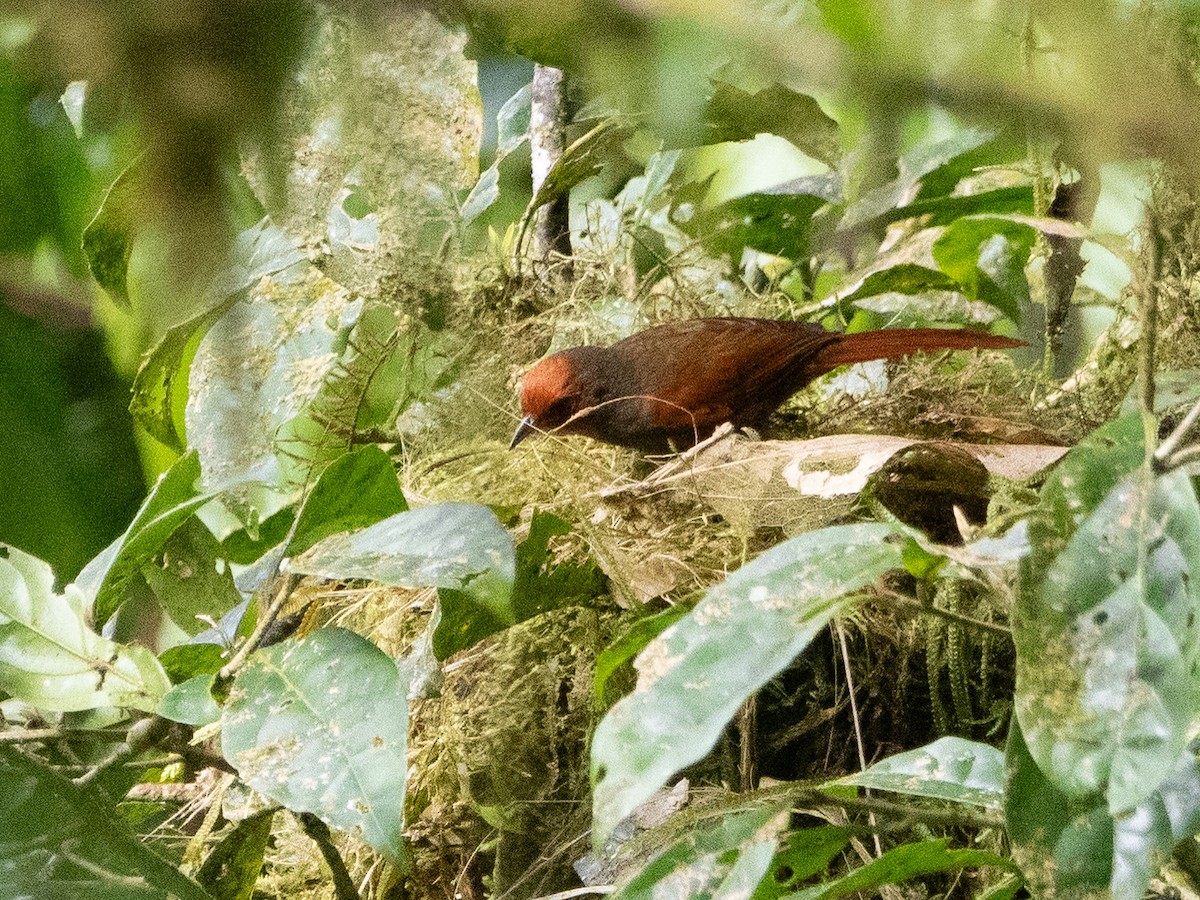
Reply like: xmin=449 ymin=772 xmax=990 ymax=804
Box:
xmin=510 ymin=317 xmax=1021 ymax=453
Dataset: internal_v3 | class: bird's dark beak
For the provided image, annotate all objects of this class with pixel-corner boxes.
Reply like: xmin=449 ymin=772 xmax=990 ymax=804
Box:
xmin=510 ymin=415 xmax=536 ymax=449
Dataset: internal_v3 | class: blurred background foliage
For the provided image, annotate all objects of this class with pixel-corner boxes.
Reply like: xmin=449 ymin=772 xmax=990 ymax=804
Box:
xmin=0 ymin=0 xmax=1193 ymax=572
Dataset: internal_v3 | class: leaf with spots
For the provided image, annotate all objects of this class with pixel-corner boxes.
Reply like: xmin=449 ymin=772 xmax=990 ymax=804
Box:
xmin=591 ymin=523 xmax=903 ymax=843
xmin=287 ymin=502 xmax=516 ymax=659
xmin=827 ymin=736 xmax=1005 ymax=809
xmin=221 ymin=627 xmax=408 ymax=863
xmin=1015 ymin=464 xmax=1200 ymax=812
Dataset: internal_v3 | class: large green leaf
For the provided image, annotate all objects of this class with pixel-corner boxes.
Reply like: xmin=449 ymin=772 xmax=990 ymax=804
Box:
xmin=1016 ymin=467 xmax=1200 ymax=810
xmin=287 ymin=503 xmax=516 ymax=659
xmin=287 ymin=444 xmax=408 ymax=556
xmin=221 ymin=627 xmax=408 ymax=863
xmin=1005 ymin=719 xmax=1200 ymax=900
xmin=839 ymin=127 xmax=1000 ymax=230
xmin=75 ymin=452 xmax=216 ymax=627
xmin=0 ymin=744 xmax=215 ymax=900
xmin=591 ymin=523 xmax=902 ymax=842
xmin=828 ymin=736 xmax=1005 ymax=810
xmin=932 ymin=216 xmax=1037 ymax=321
xmin=185 ymin=265 xmax=363 ymax=495
xmin=785 ymin=839 xmax=1018 ymax=900
xmin=612 ymin=806 xmax=785 ymax=900
xmin=705 ymin=82 xmax=840 ymax=166
xmin=0 ymin=545 xmax=169 ymax=712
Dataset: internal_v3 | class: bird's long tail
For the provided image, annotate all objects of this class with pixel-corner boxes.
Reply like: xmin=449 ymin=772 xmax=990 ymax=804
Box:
xmin=809 ymin=328 xmax=1022 ymax=377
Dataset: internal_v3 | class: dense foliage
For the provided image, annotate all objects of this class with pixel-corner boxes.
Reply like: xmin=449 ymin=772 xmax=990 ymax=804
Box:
xmin=3 ymin=2 xmax=1200 ymax=899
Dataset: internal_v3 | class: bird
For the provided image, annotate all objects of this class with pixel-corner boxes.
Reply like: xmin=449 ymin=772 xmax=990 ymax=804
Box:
xmin=510 ymin=317 xmax=1022 ymax=453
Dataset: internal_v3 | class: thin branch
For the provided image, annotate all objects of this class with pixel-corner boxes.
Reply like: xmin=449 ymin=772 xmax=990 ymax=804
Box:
xmin=1155 ymin=396 xmax=1200 ymax=470
xmin=883 ymin=588 xmax=1012 ymax=638
xmin=1138 ymin=207 xmax=1162 ymax=436
xmin=218 ymin=573 xmax=301 ymax=682
xmin=835 ymin=621 xmax=883 ymax=859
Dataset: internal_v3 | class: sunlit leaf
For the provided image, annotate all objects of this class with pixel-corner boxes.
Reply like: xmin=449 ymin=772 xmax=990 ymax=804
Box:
xmin=592 ymin=523 xmax=902 ymax=842
xmin=463 ymin=83 xmax=531 ymax=225
xmin=0 ymin=545 xmax=170 ymax=712
xmin=287 ymin=503 xmax=516 ymax=659
xmin=828 ymin=736 xmax=1005 ymax=809
xmin=221 ymin=627 xmax=408 ymax=863
xmin=933 ymin=216 xmax=1037 ymax=321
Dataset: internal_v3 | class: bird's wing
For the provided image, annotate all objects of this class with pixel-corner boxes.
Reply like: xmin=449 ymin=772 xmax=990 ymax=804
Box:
xmin=614 ymin=318 xmax=837 ymax=430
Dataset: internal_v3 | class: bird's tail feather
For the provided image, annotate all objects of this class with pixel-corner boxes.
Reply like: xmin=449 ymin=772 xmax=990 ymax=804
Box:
xmin=809 ymin=328 xmax=1022 ymax=376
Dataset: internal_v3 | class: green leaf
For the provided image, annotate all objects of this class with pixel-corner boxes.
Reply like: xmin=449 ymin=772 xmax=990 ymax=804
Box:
xmin=0 ymin=545 xmax=170 ymax=712
xmin=683 ymin=174 xmax=840 ymax=263
xmin=840 ymin=128 xmax=1000 ymax=231
xmin=82 ymin=161 xmax=143 ymax=307
xmin=785 ymin=839 xmax=1018 ymax=900
xmin=195 ymin=809 xmax=275 ymax=900
xmin=462 ymin=83 xmax=531 ymax=225
xmin=221 ymin=627 xmax=408 ymax=863
xmin=130 ymin=295 xmax=238 ymax=450
xmin=75 ymin=451 xmax=216 ymax=627
xmin=1008 ymin=716 xmax=1200 ymax=900
xmin=287 ymin=503 xmax=516 ymax=659
xmin=594 ymin=606 xmax=690 ymax=708
xmin=828 ymin=736 xmax=1005 ymax=809
xmin=142 ymin=517 xmax=242 ymax=636
xmin=186 ymin=269 xmax=363 ymax=493
xmin=210 ymin=216 xmax=308 ymax=296
xmin=840 ymin=263 xmax=963 ymax=306
xmin=527 ymin=119 xmax=634 ymax=214
xmin=159 ymin=673 xmax=221 ymax=725
xmin=287 ymin=445 xmax=408 ymax=556
xmin=612 ymin=806 xmax=785 ymax=900
xmin=752 ymin=827 xmax=853 ymax=899
xmin=592 ymin=523 xmax=903 ymax=842
xmin=706 ymin=82 xmax=841 ymax=167
xmin=511 ymin=509 xmax=606 ymax=621
xmin=1015 ymin=467 xmax=1200 ymax=810
xmin=159 ymin=642 xmax=226 ymax=683
xmin=932 ymin=216 xmax=1037 ymax=321
xmin=0 ymin=743 xmax=217 ymax=900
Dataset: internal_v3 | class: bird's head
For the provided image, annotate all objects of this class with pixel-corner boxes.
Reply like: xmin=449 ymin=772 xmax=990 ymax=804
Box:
xmin=510 ymin=348 xmax=606 ymax=448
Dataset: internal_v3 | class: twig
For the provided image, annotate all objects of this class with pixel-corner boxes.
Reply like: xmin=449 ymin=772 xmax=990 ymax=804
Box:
xmin=218 ymin=573 xmax=301 ymax=682
xmin=835 ymin=621 xmax=883 ymax=859
xmin=297 ymin=812 xmax=361 ymax=900
xmin=528 ymin=888 xmax=616 ymax=900
xmin=883 ymin=588 xmax=1012 ymax=638
xmin=0 ymin=726 xmax=127 ymax=743
xmin=1154 ymin=397 xmax=1200 ymax=471
xmin=1138 ymin=207 xmax=1162 ymax=437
